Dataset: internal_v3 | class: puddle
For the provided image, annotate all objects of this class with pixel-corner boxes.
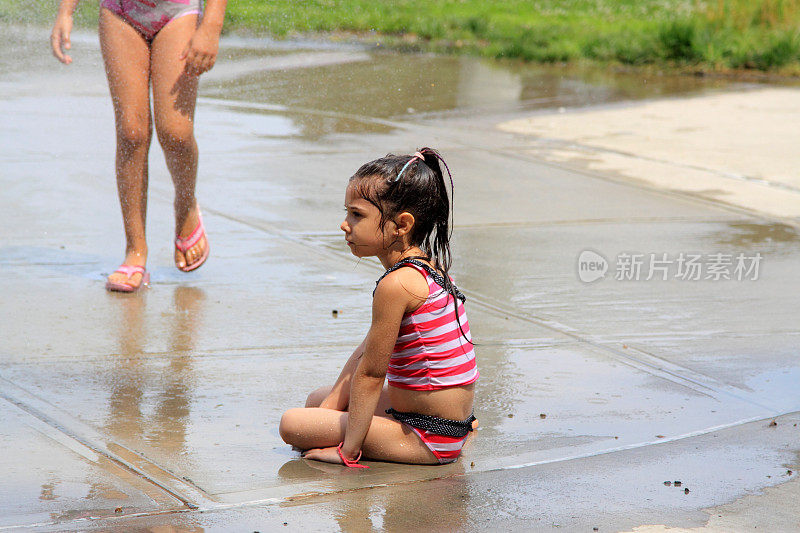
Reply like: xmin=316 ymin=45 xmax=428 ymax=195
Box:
xmin=716 ymin=222 xmax=800 ymax=247
xmin=202 ymin=52 xmax=751 ymax=132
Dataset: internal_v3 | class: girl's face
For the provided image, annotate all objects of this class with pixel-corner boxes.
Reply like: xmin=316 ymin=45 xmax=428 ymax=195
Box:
xmin=340 ymin=182 xmax=391 ymax=258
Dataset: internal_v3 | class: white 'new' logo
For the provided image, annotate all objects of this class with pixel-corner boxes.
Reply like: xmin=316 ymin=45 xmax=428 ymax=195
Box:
xmin=577 ymin=250 xmax=608 ymax=283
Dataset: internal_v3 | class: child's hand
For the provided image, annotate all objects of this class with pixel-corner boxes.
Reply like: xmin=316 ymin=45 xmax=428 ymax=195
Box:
xmin=50 ymin=15 xmax=73 ymax=64
xmin=180 ymin=24 xmax=221 ymax=76
xmin=302 ymin=446 xmax=344 ymax=465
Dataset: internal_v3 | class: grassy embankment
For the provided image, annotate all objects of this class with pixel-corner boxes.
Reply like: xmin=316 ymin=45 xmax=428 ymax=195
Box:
xmin=6 ymin=1 xmax=800 ymax=73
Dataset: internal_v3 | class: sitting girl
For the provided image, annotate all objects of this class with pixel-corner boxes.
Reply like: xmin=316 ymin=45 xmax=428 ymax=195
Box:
xmin=279 ymin=148 xmax=478 ymax=467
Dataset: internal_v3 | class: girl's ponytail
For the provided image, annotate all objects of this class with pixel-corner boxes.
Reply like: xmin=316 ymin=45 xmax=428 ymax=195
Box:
xmin=417 ymin=147 xmax=453 ymax=276
xmin=416 ymin=148 xmax=468 ymax=340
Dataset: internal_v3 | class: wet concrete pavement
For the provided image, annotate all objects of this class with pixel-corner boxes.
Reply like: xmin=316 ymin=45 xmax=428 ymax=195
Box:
xmin=1 ymin=25 xmax=799 ymax=531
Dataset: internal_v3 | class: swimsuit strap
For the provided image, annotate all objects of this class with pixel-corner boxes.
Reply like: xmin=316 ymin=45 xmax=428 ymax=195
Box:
xmin=373 ymin=257 xmax=466 ymax=303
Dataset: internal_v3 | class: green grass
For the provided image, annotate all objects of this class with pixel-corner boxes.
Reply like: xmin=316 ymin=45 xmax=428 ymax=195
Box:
xmin=0 ymin=0 xmax=97 ymax=28
xmin=225 ymin=0 xmax=800 ymax=72
xmin=6 ymin=0 xmax=800 ymax=73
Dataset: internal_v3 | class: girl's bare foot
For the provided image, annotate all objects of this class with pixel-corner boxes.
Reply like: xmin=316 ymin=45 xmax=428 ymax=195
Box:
xmin=107 ymin=249 xmax=148 ymax=289
xmin=174 ymin=203 xmax=208 ymax=270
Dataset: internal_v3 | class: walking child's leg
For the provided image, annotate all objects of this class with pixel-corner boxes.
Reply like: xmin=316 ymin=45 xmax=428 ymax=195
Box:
xmin=149 ymin=16 xmax=208 ymax=270
xmin=99 ymin=8 xmax=153 ymax=288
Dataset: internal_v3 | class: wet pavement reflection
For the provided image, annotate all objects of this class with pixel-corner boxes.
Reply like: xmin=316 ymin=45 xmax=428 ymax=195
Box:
xmin=205 ymin=46 xmax=742 ymax=123
xmin=280 ymin=471 xmax=471 ymax=531
xmin=103 ymin=287 xmax=204 ymax=456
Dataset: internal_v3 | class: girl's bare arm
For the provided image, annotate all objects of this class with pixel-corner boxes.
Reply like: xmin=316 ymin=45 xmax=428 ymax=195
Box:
xmin=51 ymin=0 xmax=82 ymax=64
xmin=339 ymin=275 xmax=410 ymax=460
xmin=182 ymin=0 xmax=227 ymax=76
xmin=318 ymin=338 xmax=367 ymax=411
xmin=201 ymin=0 xmax=227 ymax=29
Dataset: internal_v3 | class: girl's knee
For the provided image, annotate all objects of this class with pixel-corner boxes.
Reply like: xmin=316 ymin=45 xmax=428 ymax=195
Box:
xmin=156 ymin=126 xmax=195 ymax=154
xmin=117 ymin=123 xmax=151 ymax=149
xmin=305 ymin=386 xmax=330 ymax=408
xmin=279 ymin=408 xmax=304 ymax=444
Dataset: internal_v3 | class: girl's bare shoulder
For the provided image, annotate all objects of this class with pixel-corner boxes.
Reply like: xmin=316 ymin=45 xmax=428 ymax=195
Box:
xmin=375 ymin=265 xmax=430 ymax=312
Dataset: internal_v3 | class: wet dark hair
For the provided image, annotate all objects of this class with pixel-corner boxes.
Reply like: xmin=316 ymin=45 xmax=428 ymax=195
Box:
xmin=350 ymin=147 xmax=469 ymax=341
xmin=350 ymin=147 xmax=454 ymax=275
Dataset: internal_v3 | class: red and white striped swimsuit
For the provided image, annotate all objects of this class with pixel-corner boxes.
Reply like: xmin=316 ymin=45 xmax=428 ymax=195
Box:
xmin=380 ymin=260 xmax=478 ymax=463
xmin=386 ymin=263 xmax=478 ymax=391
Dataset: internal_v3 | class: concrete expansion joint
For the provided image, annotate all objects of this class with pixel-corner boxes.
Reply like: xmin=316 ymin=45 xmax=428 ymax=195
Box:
xmin=0 ymin=377 xmax=211 ymax=512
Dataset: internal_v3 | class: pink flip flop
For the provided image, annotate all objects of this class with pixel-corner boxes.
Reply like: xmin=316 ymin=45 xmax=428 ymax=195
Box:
xmin=105 ymin=264 xmax=150 ymax=293
xmin=175 ymin=208 xmax=210 ymax=272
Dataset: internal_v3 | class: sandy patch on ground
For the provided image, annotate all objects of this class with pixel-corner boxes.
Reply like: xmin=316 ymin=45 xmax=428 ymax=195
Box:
xmin=498 ymin=88 xmax=800 ymax=222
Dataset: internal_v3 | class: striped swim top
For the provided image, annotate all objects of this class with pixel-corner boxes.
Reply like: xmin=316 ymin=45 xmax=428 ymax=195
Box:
xmin=381 ymin=259 xmax=479 ymax=391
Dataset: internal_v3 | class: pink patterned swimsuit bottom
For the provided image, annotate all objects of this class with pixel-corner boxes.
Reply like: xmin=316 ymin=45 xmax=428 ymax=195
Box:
xmin=101 ymin=0 xmax=202 ymax=40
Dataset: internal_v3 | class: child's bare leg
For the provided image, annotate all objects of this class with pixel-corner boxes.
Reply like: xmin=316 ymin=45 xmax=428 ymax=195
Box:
xmin=304 ymin=386 xmax=331 ymax=408
xmin=99 ymin=9 xmax=152 ymax=287
xmin=279 ymin=408 xmax=438 ymax=465
xmin=306 ymin=339 xmax=395 ymax=413
xmin=305 ymin=384 xmax=393 ymax=416
xmin=149 ymin=17 xmax=207 ymax=270
xmin=304 ymin=339 xmax=366 ymax=409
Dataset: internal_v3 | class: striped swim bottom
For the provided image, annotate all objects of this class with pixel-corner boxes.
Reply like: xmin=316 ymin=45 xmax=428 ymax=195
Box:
xmin=386 ymin=408 xmax=475 ymax=464
xmin=101 ymin=0 xmax=202 ymax=40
